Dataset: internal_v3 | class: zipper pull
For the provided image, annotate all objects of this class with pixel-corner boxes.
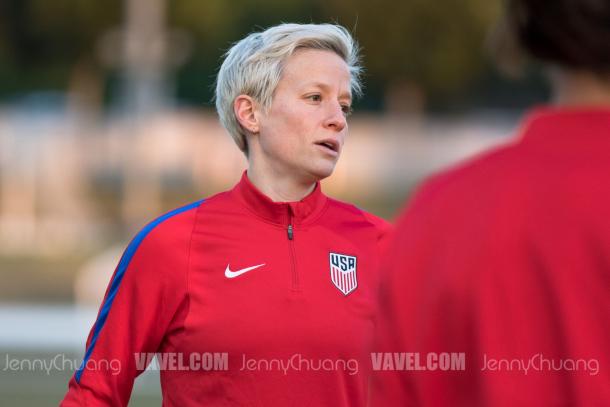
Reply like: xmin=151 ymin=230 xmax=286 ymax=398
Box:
xmin=287 ymin=224 xmax=294 ymax=240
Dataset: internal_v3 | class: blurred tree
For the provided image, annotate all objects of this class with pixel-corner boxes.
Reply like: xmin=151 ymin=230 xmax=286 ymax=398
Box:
xmin=169 ymin=0 xmax=324 ymax=107
xmin=0 ymin=0 xmax=121 ymax=100
xmin=0 ymin=0 xmax=545 ymax=112
xmin=168 ymin=0 xmax=503 ymax=112
xmin=319 ymin=0 xmax=502 ymax=113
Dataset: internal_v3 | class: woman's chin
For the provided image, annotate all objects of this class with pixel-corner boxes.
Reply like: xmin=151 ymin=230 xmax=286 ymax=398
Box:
xmin=305 ymin=162 xmax=336 ymax=181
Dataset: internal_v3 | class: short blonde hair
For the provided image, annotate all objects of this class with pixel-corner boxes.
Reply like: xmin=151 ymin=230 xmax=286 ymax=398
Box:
xmin=215 ymin=23 xmax=362 ymax=155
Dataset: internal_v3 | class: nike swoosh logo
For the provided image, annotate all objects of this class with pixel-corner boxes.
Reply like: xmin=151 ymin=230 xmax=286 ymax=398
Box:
xmin=224 ymin=263 xmax=266 ymax=279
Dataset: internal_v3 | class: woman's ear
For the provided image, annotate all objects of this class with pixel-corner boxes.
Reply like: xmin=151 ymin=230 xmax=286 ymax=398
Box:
xmin=234 ymin=95 xmax=260 ymax=134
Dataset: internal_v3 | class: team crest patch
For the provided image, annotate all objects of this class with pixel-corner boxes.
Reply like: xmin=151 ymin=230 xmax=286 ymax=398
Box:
xmin=329 ymin=252 xmax=357 ymax=295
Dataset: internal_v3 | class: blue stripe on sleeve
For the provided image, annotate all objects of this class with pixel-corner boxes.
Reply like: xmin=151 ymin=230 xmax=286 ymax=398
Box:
xmin=75 ymin=199 xmax=203 ymax=383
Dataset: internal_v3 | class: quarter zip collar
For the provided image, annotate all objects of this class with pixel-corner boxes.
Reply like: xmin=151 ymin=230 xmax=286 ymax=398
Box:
xmin=231 ymin=171 xmax=328 ymax=226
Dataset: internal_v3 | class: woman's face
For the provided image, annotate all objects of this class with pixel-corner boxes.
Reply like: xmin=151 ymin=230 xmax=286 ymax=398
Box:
xmin=254 ymin=49 xmax=352 ymax=183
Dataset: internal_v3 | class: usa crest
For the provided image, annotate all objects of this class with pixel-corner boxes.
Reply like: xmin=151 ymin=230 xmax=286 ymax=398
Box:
xmin=329 ymin=252 xmax=357 ymax=295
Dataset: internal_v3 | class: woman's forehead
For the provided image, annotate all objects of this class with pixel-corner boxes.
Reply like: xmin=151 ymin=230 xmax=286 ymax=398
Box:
xmin=280 ymin=50 xmax=351 ymax=86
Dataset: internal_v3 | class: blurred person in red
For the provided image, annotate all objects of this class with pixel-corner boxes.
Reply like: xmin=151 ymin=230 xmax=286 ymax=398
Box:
xmin=371 ymin=0 xmax=610 ymax=405
xmin=61 ymin=23 xmax=389 ymax=406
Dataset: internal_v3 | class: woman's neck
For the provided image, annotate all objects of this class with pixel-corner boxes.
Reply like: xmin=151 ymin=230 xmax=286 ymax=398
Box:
xmin=246 ymin=163 xmax=316 ymax=203
xmin=551 ymin=69 xmax=610 ymax=107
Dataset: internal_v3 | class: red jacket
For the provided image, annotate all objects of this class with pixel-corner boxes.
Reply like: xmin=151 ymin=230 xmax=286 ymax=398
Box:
xmin=372 ymin=107 xmax=610 ymax=406
xmin=61 ymin=171 xmax=390 ymax=406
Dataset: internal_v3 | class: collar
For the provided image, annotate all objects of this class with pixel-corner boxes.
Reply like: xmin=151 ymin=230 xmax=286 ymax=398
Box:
xmin=517 ymin=106 xmax=610 ymax=155
xmin=231 ymin=171 xmax=328 ymax=226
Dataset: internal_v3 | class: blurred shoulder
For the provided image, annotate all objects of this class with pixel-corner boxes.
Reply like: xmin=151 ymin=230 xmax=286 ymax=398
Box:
xmin=406 ymin=141 xmax=522 ymax=213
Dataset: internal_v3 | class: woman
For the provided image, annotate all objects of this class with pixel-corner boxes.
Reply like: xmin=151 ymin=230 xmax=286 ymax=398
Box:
xmin=61 ymin=23 xmax=390 ymax=406
xmin=372 ymin=0 xmax=610 ymax=405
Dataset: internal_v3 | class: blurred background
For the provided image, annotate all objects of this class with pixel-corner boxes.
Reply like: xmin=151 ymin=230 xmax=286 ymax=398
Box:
xmin=0 ymin=0 xmax=550 ymax=404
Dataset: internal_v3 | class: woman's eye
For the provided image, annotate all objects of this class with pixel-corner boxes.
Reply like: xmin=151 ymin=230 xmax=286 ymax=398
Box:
xmin=307 ymin=94 xmax=322 ymax=102
xmin=341 ymin=105 xmax=353 ymax=116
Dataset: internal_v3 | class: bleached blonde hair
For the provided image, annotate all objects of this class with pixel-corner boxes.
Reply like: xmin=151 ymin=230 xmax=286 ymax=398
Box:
xmin=214 ymin=23 xmax=362 ymax=155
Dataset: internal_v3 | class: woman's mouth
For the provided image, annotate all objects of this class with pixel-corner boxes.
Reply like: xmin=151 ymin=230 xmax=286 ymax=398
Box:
xmin=315 ymin=139 xmax=340 ymax=156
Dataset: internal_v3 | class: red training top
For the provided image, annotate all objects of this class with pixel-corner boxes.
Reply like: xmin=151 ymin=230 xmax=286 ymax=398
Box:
xmin=61 ymin=171 xmax=390 ymax=406
xmin=372 ymin=107 xmax=610 ymax=406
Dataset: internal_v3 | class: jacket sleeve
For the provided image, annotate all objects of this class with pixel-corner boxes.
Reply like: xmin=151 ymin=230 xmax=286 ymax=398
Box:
xmin=60 ymin=204 xmax=198 ymax=406
xmin=361 ymin=211 xmax=394 ymax=260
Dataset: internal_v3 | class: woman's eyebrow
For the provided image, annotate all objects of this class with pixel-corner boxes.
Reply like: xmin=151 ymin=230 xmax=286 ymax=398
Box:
xmin=301 ymin=81 xmax=352 ymax=101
